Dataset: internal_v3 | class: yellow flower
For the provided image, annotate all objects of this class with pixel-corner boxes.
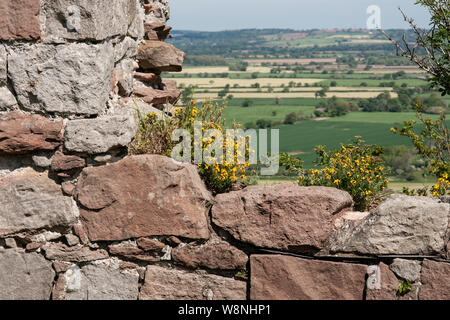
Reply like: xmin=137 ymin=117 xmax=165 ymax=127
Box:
xmin=365 ymin=190 xmax=372 ymax=196
xmin=333 ymin=179 xmax=340 ymax=185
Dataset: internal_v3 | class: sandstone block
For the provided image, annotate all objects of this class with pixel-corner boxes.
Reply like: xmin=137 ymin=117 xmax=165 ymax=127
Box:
xmin=140 ymin=265 xmax=246 ymax=300
xmin=75 ymin=155 xmax=212 ymax=241
xmin=0 ymin=112 xmax=62 ymax=155
xmin=212 ymin=184 xmax=353 ymax=252
xmin=0 ymin=168 xmax=78 ymax=237
xmin=250 ymin=255 xmax=366 ymax=300
xmin=0 ymin=0 xmax=41 ymax=40
xmin=0 ymin=249 xmax=54 ymax=300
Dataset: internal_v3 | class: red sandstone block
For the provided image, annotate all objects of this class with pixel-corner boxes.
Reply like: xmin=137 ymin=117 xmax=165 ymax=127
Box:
xmin=0 ymin=0 xmax=41 ymax=40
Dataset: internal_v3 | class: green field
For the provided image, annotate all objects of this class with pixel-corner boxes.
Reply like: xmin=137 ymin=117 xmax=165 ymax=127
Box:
xmin=276 ymin=112 xmax=447 ymax=167
xmin=223 ymin=105 xmax=315 ymax=127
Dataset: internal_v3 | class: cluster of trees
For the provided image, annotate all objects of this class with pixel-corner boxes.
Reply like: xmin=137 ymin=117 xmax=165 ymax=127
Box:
xmin=314 ymin=96 xmax=358 ymax=117
xmin=228 ymin=60 xmax=248 ymax=71
xmin=244 ymin=110 xmax=307 ymax=129
xmin=358 ymin=91 xmax=448 ymax=113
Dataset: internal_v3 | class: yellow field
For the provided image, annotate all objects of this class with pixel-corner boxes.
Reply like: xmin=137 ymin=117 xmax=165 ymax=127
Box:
xmin=180 ymin=66 xmax=272 ymax=74
xmin=194 ymin=91 xmax=398 ymax=99
xmin=176 ymin=78 xmax=322 ymax=88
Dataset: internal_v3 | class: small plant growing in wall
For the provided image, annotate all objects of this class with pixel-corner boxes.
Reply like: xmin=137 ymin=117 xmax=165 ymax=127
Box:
xmin=397 ymin=279 xmax=412 ymax=296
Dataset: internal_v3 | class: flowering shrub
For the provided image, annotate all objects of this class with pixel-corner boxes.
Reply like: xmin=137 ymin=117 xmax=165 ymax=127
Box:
xmin=295 ymin=137 xmax=389 ymax=211
xmin=129 ymin=99 xmax=250 ymax=194
xmin=402 ymin=172 xmax=450 ymax=197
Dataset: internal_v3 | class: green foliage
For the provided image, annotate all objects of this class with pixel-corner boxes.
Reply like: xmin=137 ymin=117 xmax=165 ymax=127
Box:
xmin=129 ymin=100 xmax=249 ymax=195
xmin=283 ymin=112 xmax=298 ymax=124
xmin=397 ymin=279 xmax=412 ymax=296
xmin=228 ymin=60 xmax=248 ymax=72
xmin=383 ymin=1 xmax=449 ymax=95
xmin=242 ymin=98 xmax=254 ymax=108
xmin=391 ymin=102 xmax=449 ymax=195
xmin=296 ymin=137 xmax=389 ymax=210
xmin=415 ymin=0 xmax=450 ymax=95
xmin=317 ymin=96 xmax=354 ymax=117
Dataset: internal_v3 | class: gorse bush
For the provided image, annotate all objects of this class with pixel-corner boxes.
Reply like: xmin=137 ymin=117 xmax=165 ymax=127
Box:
xmin=283 ymin=137 xmax=389 ymax=211
xmin=129 ymin=99 xmax=250 ymax=194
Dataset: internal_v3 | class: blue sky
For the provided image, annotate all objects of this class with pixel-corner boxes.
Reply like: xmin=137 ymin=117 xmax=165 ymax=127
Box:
xmin=170 ymin=0 xmax=430 ymax=31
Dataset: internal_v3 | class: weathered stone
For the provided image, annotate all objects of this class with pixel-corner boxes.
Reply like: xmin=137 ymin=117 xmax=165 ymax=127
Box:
xmin=334 ymin=211 xmax=369 ymax=228
xmin=26 ymin=230 xmax=62 ymax=243
xmin=0 ymin=87 xmax=18 ymax=110
xmin=51 ymin=152 xmax=85 ymax=172
xmin=8 ymin=42 xmax=114 ymax=116
xmin=140 ymin=265 xmax=246 ymax=300
xmin=0 ymin=0 xmax=41 ymax=40
xmin=26 ymin=242 xmax=44 ymax=251
xmin=64 ymin=115 xmax=137 ymax=154
xmin=144 ymin=0 xmax=170 ymax=24
xmin=43 ymin=0 xmax=137 ymax=42
xmin=108 ymin=243 xmax=144 ymax=256
xmin=250 ymin=255 xmax=366 ymax=300
xmin=137 ymin=238 xmax=166 ymax=251
xmin=145 ymin=29 xmax=160 ymax=40
xmin=133 ymin=85 xmax=181 ymax=104
xmin=144 ymin=22 xmax=172 ymax=40
xmin=73 ymin=222 xmax=89 ymax=245
xmin=0 ymin=168 xmax=78 ymax=237
xmin=166 ymin=236 xmax=182 ymax=246
xmin=134 ymin=72 xmax=161 ymax=85
xmin=76 ymin=155 xmax=212 ymax=241
xmin=0 ymin=112 xmax=63 ymax=155
xmin=172 ymin=237 xmax=248 ymax=270
xmin=57 ymin=264 xmax=139 ymax=300
xmin=327 ymin=195 xmax=449 ymax=255
xmin=4 ymin=238 xmax=16 ymax=248
xmin=108 ymin=242 xmax=161 ymax=262
xmin=42 ymin=243 xmax=109 ymax=263
xmin=419 ymin=259 xmax=450 ymax=300
xmin=128 ymin=0 xmax=145 ymax=39
xmin=212 ymin=184 xmax=353 ymax=252
xmin=0 ymin=249 xmax=54 ymax=300
xmin=0 ymin=45 xmax=6 ymax=85
xmin=113 ymin=59 xmax=137 ymax=96
xmin=389 ymin=259 xmax=422 ymax=282
xmin=137 ymin=40 xmax=185 ymax=72
xmin=53 ymin=261 xmax=73 ymax=273
xmin=65 ymin=234 xmax=80 ymax=247
xmin=32 ymin=155 xmax=52 ymax=168
xmin=114 ymin=37 xmax=139 ymax=63
xmin=61 ymin=182 xmax=75 ymax=196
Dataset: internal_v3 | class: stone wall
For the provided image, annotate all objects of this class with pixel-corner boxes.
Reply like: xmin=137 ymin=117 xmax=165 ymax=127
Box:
xmin=0 ymin=1 xmax=449 ymax=301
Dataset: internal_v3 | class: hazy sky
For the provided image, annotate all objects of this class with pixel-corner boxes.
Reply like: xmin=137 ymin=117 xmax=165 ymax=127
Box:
xmin=170 ymin=0 xmax=431 ymax=31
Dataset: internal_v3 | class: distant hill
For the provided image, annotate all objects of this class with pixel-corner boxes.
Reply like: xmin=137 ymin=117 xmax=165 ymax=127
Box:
xmin=167 ymin=29 xmax=419 ymax=64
